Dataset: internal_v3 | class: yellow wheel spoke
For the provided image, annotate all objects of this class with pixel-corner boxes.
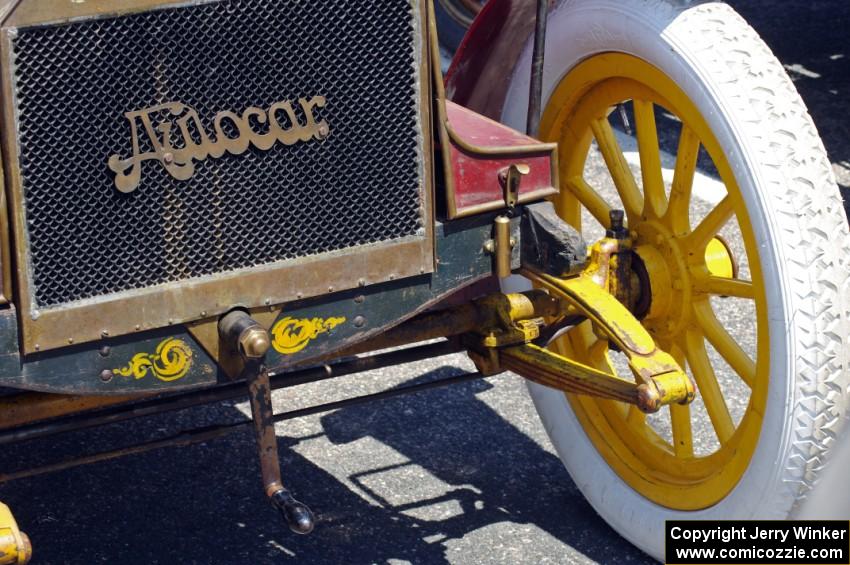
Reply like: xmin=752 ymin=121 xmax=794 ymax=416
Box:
xmin=634 ymin=100 xmax=666 ymax=218
xmin=693 ymin=301 xmax=756 ymax=388
xmin=587 ymin=333 xmax=611 ymax=365
xmin=626 ymin=404 xmax=646 ymax=426
xmin=694 ymin=276 xmax=755 ymax=299
xmin=624 ymin=361 xmax=645 ymax=424
xmin=684 ymin=329 xmax=735 ymax=444
xmin=668 ymin=343 xmax=693 ymax=457
xmin=670 ymin=404 xmax=694 ymax=458
xmin=668 ymin=124 xmax=701 ymax=233
xmin=687 ymin=195 xmax=733 ymax=249
xmin=588 ymin=336 xmax=644 ymax=424
xmin=590 ymin=117 xmax=643 ymax=222
xmin=565 ymin=176 xmax=613 ymax=228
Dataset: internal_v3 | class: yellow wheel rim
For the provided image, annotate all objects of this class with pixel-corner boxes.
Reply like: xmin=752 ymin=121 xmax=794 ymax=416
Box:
xmin=540 ymin=53 xmax=769 ymax=510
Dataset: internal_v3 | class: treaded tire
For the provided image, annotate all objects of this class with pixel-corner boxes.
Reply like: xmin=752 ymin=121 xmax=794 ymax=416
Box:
xmin=499 ymin=0 xmax=850 ymax=559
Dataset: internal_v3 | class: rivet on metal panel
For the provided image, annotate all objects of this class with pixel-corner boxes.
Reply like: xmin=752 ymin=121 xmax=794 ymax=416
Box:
xmin=100 ymin=370 xmax=113 ymax=382
xmin=353 ymin=316 xmax=366 ymax=328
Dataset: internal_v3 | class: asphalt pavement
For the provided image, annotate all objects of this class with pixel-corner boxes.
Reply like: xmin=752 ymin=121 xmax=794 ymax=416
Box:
xmin=2 ymin=1 xmax=849 ymax=563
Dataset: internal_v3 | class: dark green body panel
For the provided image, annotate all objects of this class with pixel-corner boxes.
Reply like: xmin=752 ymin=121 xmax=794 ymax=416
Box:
xmin=0 ymin=315 xmax=218 ymax=395
xmin=0 ymin=214 xmax=517 ymax=395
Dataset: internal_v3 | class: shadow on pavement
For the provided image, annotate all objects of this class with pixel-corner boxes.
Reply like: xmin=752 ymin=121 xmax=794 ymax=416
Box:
xmin=1 ymin=368 xmax=648 ymax=564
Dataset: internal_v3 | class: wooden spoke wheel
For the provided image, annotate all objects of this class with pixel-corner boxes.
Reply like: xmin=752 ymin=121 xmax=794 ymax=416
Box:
xmin=500 ymin=1 xmax=850 ymax=559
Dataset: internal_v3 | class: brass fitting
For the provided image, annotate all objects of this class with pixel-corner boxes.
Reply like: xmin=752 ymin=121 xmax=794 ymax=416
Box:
xmin=484 ymin=216 xmax=516 ymax=279
xmin=239 ymin=326 xmax=271 ymax=360
xmin=218 ymin=310 xmax=271 ymax=361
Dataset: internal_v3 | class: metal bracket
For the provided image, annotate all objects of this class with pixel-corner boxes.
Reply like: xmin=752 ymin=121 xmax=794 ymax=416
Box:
xmin=498 ymin=163 xmax=530 ymax=209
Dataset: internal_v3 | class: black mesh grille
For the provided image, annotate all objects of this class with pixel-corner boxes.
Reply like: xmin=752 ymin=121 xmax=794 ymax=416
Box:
xmin=11 ymin=0 xmax=424 ymax=308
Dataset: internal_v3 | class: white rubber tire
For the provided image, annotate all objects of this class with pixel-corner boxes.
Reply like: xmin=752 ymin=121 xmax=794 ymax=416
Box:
xmin=499 ymin=0 xmax=850 ymax=560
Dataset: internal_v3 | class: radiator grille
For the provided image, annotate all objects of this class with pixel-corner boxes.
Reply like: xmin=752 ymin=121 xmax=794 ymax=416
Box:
xmin=10 ymin=0 xmax=425 ymax=308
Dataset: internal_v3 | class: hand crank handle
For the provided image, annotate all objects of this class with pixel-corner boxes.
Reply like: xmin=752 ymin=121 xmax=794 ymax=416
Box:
xmin=271 ymin=489 xmax=315 ymax=535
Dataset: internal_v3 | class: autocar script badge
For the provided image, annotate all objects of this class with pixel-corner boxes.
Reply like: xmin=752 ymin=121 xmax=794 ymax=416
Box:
xmin=107 ymin=96 xmax=329 ymax=193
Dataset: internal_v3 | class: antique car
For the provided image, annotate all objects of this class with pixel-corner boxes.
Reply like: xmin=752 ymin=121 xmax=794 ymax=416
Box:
xmin=1 ymin=0 xmax=848 ymax=562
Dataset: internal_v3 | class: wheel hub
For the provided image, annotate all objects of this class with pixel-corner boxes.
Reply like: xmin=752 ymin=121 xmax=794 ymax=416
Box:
xmin=632 ymin=221 xmax=691 ymax=341
xmin=630 ymin=219 xmax=738 ymax=343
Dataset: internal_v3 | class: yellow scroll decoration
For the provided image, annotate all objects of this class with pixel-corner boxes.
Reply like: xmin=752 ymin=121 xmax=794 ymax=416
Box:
xmin=114 ymin=338 xmax=194 ymax=382
xmin=271 ymin=316 xmax=347 ymax=355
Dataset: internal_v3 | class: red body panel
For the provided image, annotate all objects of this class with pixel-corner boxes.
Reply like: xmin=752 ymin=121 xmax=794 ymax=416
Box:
xmin=445 ymin=0 xmax=543 ymax=120
xmin=445 ymin=100 xmax=556 ymax=217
